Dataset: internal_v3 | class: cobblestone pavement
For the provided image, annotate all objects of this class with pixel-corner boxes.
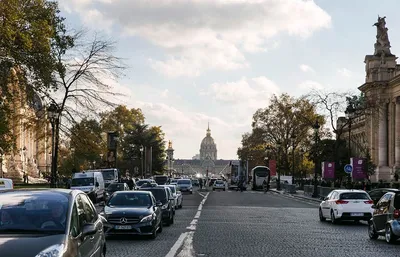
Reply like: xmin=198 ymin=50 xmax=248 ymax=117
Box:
xmin=101 ymin=190 xmax=204 ymax=257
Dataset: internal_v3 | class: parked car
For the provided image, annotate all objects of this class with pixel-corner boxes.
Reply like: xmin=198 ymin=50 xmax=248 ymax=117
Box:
xmin=319 ymin=189 xmax=374 ymax=224
xmin=104 ymin=182 xmax=130 ymax=201
xmin=141 ymin=186 xmax=175 ymax=225
xmin=100 ymin=191 xmax=162 ymax=239
xmin=163 ymin=184 xmax=183 ymax=209
xmin=368 ymin=188 xmax=400 ymax=204
xmin=213 ymin=180 xmax=226 ymax=191
xmin=177 ymin=179 xmax=193 ymax=194
xmin=368 ymin=191 xmax=400 ymax=243
xmin=0 ymin=189 xmax=106 ymax=257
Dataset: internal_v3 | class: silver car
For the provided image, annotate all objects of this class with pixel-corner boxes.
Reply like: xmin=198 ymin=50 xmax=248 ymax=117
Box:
xmin=163 ymin=185 xmax=183 ymax=209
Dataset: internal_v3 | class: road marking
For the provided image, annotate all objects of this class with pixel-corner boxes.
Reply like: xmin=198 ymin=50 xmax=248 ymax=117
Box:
xmin=166 ymin=192 xmax=209 ymax=257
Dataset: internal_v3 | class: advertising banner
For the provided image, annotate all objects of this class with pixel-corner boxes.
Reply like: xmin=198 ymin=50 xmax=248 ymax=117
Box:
xmin=351 ymin=157 xmax=367 ymax=180
xmin=269 ymin=160 xmax=277 ymax=177
xmin=322 ymin=162 xmax=335 ymax=179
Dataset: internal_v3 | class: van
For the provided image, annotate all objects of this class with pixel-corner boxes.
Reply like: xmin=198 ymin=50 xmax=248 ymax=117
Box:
xmin=71 ymin=171 xmax=105 ymax=203
xmin=0 ymin=178 xmax=13 ymax=191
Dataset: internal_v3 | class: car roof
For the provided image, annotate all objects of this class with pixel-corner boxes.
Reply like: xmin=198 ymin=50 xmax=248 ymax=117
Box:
xmin=114 ymin=190 xmax=152 ymax=195
xmin=333 ymin=189 xmax=367 ymax=193
xmin=370 ymin=188 xmax=400 ymax=192
xmin=0 ymin=188 xmax=79 ymax=197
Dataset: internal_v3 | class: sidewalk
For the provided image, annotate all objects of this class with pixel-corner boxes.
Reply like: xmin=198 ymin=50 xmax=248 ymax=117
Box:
xmin=270 ymin=189 xmax=321 ymax=203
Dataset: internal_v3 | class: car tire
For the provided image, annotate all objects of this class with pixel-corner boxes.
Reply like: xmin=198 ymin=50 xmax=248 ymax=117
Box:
xmin=319 ymin=208 xmax=326 ymax=222
xmin=330 ymin=210 xmax=338 ymax=224
xmin=169 ymin=213 xmax=174 ymax=225
xmin=179 ymin=202 xmax=182 ymax=208
xmin=385 ymin=224 xmax=397 ymax=244
xmin=190 ymin=191 xmax=193 ymax=194
xmin=158 ymin=220 xmax=163 ymax=233
xmin=150 ymin=227 xmax=157 ymax=239
xmin=368 ymin=221 xmax=378 ymax=240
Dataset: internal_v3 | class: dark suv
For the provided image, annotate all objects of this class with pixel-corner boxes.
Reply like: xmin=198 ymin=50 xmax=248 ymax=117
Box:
xmin=368 ymin=191 xmax=400 ymax=243
xmin=141 ymin=186 xmax=175 ymax=225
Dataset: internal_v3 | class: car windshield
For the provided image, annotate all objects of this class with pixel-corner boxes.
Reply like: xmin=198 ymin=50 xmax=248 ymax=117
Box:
xmin=107 ymin=193 xmax=151 ymax=207
xmin=216 ymin=181 xmax=224 ymax=184
xmin=0 ymin=192 xmax=69 ymax=234
xmin=71 ymin=177 xmax=94 ymax=186
xmin=394 ymin=194 xmax=400 ymax=209
xmin=177 ymin=180 xmax=191 ymax=185
xmin=107 ymin=183 xmax=125 ymax=191
xmin=142 ymin=189 xmax=167 ymax=201
xmin=102 ymin=170 xmax=115 ymax=180
xmin=137 ymin=180 xmax=150 ymax=186
xmin=339 ymin=192 xmax=370 ymax=200
xmin=167 ymin=186 xmax=176 ymax=193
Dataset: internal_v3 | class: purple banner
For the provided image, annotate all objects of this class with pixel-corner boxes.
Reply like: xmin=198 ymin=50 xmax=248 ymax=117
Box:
xmin=351 ymin=157 xmax=367 ymax=180
xmin=322 ymin=162 xmax=335 ymax=179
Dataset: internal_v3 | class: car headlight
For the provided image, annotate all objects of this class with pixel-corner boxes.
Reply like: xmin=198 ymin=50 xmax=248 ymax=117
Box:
xmin=162 ymin=203 xmax=168 ymax=209
xmin=140 ymin=214 xmax=155 ymax=222
xmin=35 ymin=244 xmax=65 ymax=257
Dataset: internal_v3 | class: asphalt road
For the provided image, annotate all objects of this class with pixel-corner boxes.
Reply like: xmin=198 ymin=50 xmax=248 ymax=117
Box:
xmin=102 ymin=189 xmax=400 ymax=257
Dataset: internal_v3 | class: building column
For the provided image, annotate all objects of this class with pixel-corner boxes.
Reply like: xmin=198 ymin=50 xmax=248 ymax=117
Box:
xmin=396 ymin=97 xmax=400 ymax=166
xmin=379 ymin=102 xmax=388 ymax=166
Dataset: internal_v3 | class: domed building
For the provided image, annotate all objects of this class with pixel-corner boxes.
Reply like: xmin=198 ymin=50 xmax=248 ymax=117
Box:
xmin=200 ymin=124 xmax=217 ymax=161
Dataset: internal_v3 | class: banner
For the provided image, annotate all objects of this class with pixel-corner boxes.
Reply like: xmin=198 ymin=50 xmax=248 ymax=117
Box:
xmin=351 ymin=157 xmax=367 ymax=180
xmin=269 ymin=160 xmax=277 ymax=177
xmin=322 ymin=162 xmax=335 ymax=179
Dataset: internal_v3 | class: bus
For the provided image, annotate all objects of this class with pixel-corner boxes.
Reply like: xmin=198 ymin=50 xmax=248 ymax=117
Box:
xmin=251 ymin=166 xmax=270 ymax=190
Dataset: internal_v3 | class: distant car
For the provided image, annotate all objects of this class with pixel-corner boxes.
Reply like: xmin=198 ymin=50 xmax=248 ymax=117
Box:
xmin=100 ymin=191 xmax=162 ymax=239
xmin=163 ymin=184 xmax=183 ymax=209
xmin=136 ymin=179 xmax=155 ymax=189
xmin=0 ymin=189 xmax=106 ymax=257
xmin=141 ymin=187 xmax=175 ymax=225
xmin=191 ymin=179 xmax=199 ymax=187
xmin=368 ymin=188 xmax=400 ymax=205
xmin=368 ymin=191 xmax=400 ymax=243
xmin=177 ymin=179 xmax=193 ymax=194
xmin=105 ymin=182 xmax=130 ymax=201
xmin=319 ymin=189 xmax=374 ymax=224
xmin=213 ymin=180 xmax=226 ymax=191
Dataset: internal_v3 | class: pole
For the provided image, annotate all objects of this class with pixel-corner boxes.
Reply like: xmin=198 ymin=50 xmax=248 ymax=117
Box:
xmin=277 ymin=147 xmax=281 ymax=191
xmin=0 ymin=154 xmax=3 ymax=178
xmin=50 ymin=120 xmax=56 ymax=188
xmin=150 ymin=146 xmax=153 ymax=177
xmin=141 ymin=150 xmax=144 ymax=179
xmin=348 ymin=118 xmax=352 ymax=183
xmin=292 ymin=141 xmax=295 ymax=185
xmin=312 ymin=129 xmax=319 ymax=198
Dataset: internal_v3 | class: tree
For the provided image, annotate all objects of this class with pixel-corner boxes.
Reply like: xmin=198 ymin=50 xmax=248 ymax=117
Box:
xmin=237 ymin=127 xmax=266 ymax=164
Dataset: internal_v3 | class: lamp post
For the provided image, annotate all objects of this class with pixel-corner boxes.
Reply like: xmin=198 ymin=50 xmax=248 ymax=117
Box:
xmin=140 ymin=145 xmax=144 ymax=178
xmin=47 ymin=103 xmax=60 ymax=188
xmin=0 ymin=147 xmax=3 ymax=178
xmin=345 ymin=104 xmax=355 ymax=183
xmin=276 ymin=140 xmax=282 ymax=191
xmin=291 ymin=134 xmax=296 ymax=185
xmin=312 ymin=119 xmax=320 ymax=198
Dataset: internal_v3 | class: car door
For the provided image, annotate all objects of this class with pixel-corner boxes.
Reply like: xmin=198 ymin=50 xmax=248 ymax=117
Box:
xmin=80 ymin=194 xmax=103 ymax=257
xmin=321 ymin=191 xmax=334 ymax=216
xmin=328 ymin=192 xmax=339 ymax=214
xmin=374 ymin=193 xmax=391 ymax=231
xmin=75 ymin=194 xmax=95 ymax=257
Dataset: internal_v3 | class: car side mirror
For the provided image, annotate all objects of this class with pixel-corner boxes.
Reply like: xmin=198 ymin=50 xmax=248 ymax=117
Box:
xmin=82 ymin=223 xmax=97 ymax=237
xmin=95 ymin=182 xmax=99 ymax=187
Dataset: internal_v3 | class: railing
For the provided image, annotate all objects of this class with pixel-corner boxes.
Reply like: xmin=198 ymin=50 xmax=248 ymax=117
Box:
xmin=303 ymin=185 xmax=334 ymax=198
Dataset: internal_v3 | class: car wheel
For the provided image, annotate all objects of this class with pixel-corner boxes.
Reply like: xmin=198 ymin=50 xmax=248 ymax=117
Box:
xmin=330 ymin=210 xmax=338 ymax=224
xmin=158 ymin=220 xmax=163 ymax=233
xmin=385 ymin=224 xmax=397 ymax=244
xmin=100 ymin=246 xmax=106 ymax=257
xmin=179 ymin=202 xmax=182 ymax=208
xmin=319 ymin=208 xmax=326 ymax=222
xmin=368 ymin=221 xmax=378 ymax=240
xmin=150 ymin=226 xmax=157 ymax=239
xmin=190 ymin=191 xmax=193 ymax=194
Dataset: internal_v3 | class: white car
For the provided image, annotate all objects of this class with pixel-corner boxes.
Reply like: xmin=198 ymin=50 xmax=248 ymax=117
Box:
xmin=213 ymin=180 xmax=226 ymax=191
xmin=163 ymin=184 xmax=183 ymax=209
xmin=319 ymin=189 xmax=374 ymax=224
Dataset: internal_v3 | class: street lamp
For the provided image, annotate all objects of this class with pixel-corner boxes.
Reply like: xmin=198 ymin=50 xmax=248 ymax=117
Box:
xmin=291 ymin=134 xmax=296 ymax=185
xmin=345 ymin=104 xmax=355 ymax=159
xmin=312 ymin=119 xmax=320 ymax=198
xmin=140 ymin=145 xmax=144 ymax=178
xmin=47 ymin=103 xmax=60 ymax=188
xmin=276 ymin=140 xmax=282 ymax=191
xmin=0 ymin=147 xmax=3 ymax=178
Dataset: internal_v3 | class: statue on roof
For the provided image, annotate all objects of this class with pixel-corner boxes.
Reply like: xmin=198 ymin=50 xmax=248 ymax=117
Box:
xmin=373 ymin=16 xmax=391 ymax=55
xmin=168 ymin=140 xmax=172 ymax=149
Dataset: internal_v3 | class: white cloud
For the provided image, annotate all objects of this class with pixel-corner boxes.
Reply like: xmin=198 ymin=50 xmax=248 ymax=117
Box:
xmin=298 ymin=80 xmax=323 ymax=90
xmin=299 ymin=64 xmax=315 ymax=73
xmin=337 ymin=68 xmax=352 ymax=77
xmin=61 ymin=0 xmax=331 ymax=77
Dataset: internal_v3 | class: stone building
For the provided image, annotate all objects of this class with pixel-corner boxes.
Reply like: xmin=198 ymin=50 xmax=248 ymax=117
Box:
xmin=342 ymin=16 xmax=400 ymax=182
xmin=2 ymin=67 xmax=51 ymax=182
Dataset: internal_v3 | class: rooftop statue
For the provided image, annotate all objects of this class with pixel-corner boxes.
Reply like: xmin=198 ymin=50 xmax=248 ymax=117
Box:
xmin=373 ymin=16 xmax=391 ymax=55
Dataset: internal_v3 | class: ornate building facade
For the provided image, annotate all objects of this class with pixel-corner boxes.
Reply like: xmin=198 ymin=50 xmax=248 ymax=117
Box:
xmin=165 ymin=125 xmax=234 ymax=177
xmin=2 ymin=67 xmax=51 ymax=182
xmin=341 ymin=16 xmax=400 ymax=182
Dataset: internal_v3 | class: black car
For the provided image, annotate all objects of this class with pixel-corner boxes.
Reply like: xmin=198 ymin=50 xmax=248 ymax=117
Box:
xmin=368 ymin=188 xmax=400 ymax=204
xmin=105 ymin=182 xmax=130 ymax=201
xmin=141 ymin=186 xmax=175 ymax=225
xmin=100 ymin=191 xmax=162 ymax=239
xmin=0 ymin=189 xmax=106 ymax=257
xmin=369 ymin=191 xmax=400 ymax=243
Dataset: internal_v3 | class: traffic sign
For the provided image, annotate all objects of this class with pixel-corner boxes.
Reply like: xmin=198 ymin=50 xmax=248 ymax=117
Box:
xmin=344 ymin=164 xmax=353 ymax=174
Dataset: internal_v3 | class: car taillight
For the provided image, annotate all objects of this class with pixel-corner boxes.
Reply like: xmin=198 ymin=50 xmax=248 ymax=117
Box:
xmin=335 ymin=200 xmax=349 ymax=204
xmin=364 ymin=200 xmax=374 ymax=204
xmin=394 ymin=209 xmax=400 ymax=219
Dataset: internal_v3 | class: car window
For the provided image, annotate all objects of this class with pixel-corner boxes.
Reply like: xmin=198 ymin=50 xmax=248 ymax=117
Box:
xmin=339 ymin=192 xmax=369 ymax=200
xmin=377 ymin=193 xmax=391 ymax=208
xmin=80 ymin=194 xmax=97 ymax=223
xmin=69 ymin=203 xmax=81 ymax=237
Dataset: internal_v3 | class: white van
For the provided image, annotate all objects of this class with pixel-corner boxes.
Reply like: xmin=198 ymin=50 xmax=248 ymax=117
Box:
xmin=71 ymin=171 xmax=105 ymax=203
xmin=0 ymin=178 xmax=13 ymax=191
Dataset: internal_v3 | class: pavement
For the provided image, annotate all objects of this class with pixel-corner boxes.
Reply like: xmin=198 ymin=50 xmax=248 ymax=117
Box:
xmin=99 ymin=187 xmax=400 ymax=257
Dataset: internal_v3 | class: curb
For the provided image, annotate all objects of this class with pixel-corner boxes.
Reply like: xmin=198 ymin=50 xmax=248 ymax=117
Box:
xmin=270 ymin=190 xmax=321 ymax=203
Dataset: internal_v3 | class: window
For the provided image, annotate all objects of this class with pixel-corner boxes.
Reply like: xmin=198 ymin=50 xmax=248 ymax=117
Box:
xmin=339 ymin=193 xmax=369 ymax=200
xmin=80 ymin=194 xmax=97 ymax=223
xmin=69 ymin=203 xmax=80 ymax=237
xmin=377 ymin=193 xmax=391 ymax=208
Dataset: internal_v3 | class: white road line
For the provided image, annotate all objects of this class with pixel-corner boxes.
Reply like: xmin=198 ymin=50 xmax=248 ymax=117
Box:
xmin=166 ymin=192 xmax=209 ymax=257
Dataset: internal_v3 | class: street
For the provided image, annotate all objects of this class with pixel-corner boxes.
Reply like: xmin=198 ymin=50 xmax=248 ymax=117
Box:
xmin=103 ymin=189 xmax=400 ymax=257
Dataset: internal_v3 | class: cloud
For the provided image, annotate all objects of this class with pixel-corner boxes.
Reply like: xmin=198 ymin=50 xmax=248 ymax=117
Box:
xmin=299 ymin=64 xmax=315 ymax=73
xmin=60 ymin=0 xmax=332 ymax=77
xmin=298 ymin=80 xmax=323 ymax=90
xmin=337 ymin=68 xmax=352 ymax=77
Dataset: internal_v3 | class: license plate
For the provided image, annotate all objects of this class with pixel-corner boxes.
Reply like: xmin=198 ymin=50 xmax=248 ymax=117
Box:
xmin=350 ymin=213 xmax=363 ymax=217
xmin=115 ymin=225 xmax=132 ymax=230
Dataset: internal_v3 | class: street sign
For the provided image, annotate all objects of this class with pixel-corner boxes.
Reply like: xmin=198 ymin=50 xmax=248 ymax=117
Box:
xmin=344 ymin=164 xmax=353 ymax=174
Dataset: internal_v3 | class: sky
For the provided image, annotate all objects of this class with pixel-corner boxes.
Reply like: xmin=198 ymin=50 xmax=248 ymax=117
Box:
xmin=58 ymin=0 xmax=400 ymax=160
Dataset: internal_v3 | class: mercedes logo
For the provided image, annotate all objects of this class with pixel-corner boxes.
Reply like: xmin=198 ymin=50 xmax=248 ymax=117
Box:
xmin=120 ymin=217 xmax=127 ymax=224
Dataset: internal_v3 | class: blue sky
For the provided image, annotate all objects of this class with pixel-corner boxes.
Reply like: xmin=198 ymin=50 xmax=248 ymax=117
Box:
xmin=59 ymin=0 xmax=400 ymax=159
